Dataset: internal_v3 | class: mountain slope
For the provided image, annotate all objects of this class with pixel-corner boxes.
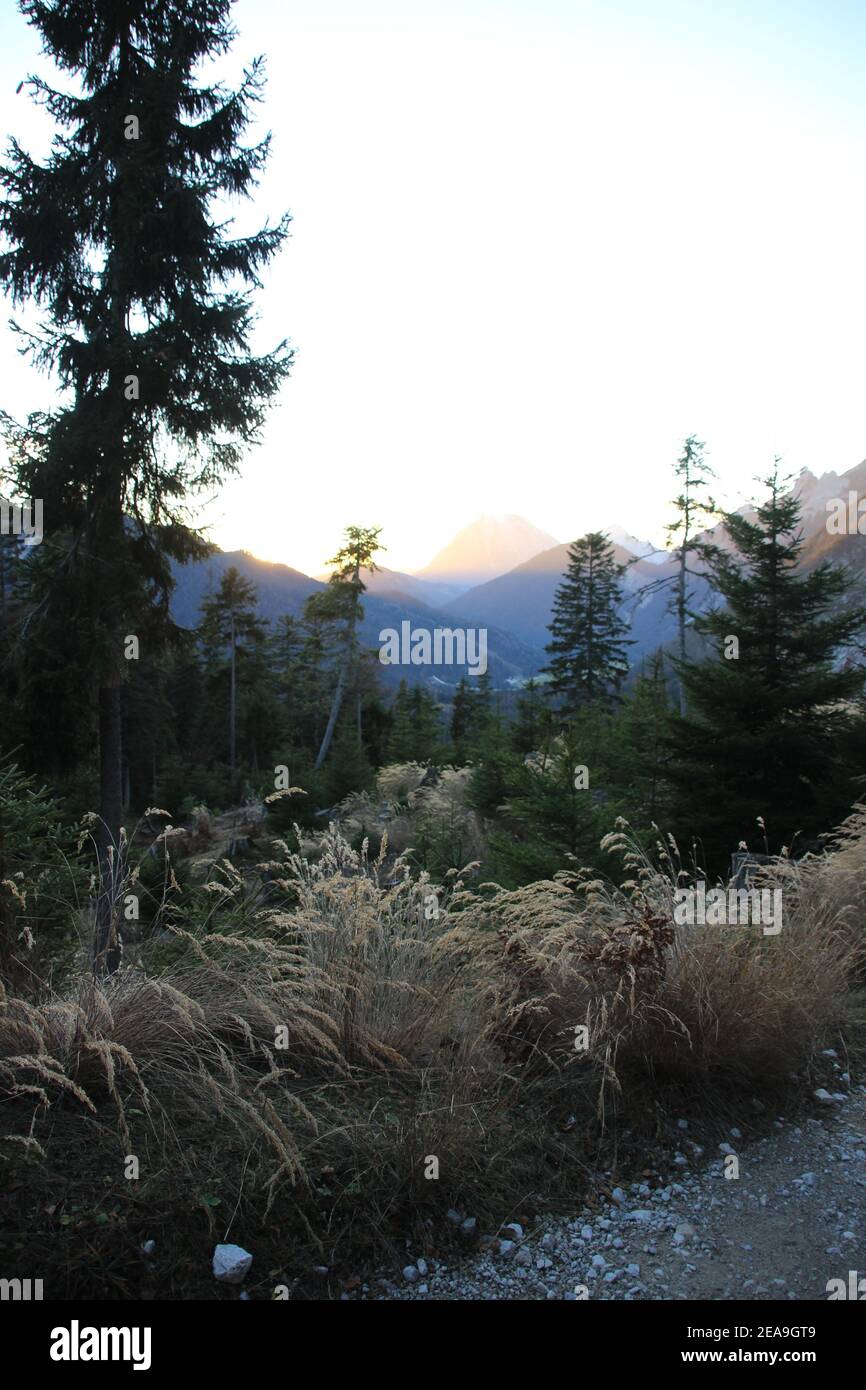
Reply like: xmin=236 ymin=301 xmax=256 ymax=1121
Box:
xmin=169 ymin=550 xmax=542 ymax=688
xmin=170 ymin=463 xmax=866 ymax=689
xmin=415 ymin=515 xmax=559 ymax=592
xmin=438 ymin=464 xmax=866 ymax=666
xmin=441 ymin=540 xmax=682 ymax=658
xmin=170 ymin=550 xmax=322 ymax=628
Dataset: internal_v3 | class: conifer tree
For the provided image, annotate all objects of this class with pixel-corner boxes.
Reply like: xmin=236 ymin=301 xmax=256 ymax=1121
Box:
xmin=198 ymin=567 xmax=267 ymax=773
xmin=320 ymin=722 xmax=375 ymax=807
xmin=637 ymin=436 xmax=717 ymax=715
xmin=449 ymin=671 xmax=497 ymax=763
xmin=668 ymin=465 xmax=866 ymax=867
xmin=466 ymin=703 xmax=518 ymax=818
xmin=268 ymin=614 xmax=304 ymax=737
xmin=0 ymin=500 xmax=29 ymax=748
xmin=385 ymin=680 xmax=414 ymax=762
xmin=313 ymin=527 xmax=383 ymax=769
xmin=512 ymin=677 xmax=547 ymax=755
xmin=610 ymin=654 xmax=672 ymax=826
xmin=544 ymin=531 xmax=630 ymax=713
xmin=387 ymin=682 xmax=445 ymax=764
xmin=449 ymin=677 xmax=476 ymax=763
xmin=486 ymin=722 xmax=614 ymax=886
xmin=296 ymin=603 xmax=332 ymax=750
xmin=0 ymin=0 xmax=291 ymax=969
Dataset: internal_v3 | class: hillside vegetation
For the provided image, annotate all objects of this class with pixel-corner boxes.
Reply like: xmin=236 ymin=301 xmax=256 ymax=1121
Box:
xmin=0 ymin=765 xmax=863 ymax=1297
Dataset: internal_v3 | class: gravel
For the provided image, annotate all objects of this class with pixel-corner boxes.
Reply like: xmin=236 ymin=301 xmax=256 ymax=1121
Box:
xmin=370 ymin=1087 xmax=866 ymax=1301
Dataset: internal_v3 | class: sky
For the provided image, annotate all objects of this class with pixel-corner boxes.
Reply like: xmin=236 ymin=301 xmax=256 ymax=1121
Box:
xmin=2 ymin=0 xmax=866 ymax=575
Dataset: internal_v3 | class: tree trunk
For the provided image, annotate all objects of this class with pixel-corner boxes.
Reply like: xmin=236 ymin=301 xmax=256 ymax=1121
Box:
xmin=93 ymin=28 xmax=131 ymax=975
xmin=229 ymin=609 xmax=237 ymax=770
xmin=315 ymin=658 xmax=347 ymax=769
xmin=677 ymin=548 xmax=687 ymax=717
xmin=315 ymin=581 xmax=360 ymax=770
xmin=94 ymin=679 xmax=124 ymax=975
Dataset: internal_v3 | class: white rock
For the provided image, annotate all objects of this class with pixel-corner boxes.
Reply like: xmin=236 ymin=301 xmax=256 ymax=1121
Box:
xmin=403 ymin=1265 xmax=418 ymax=1282
xmin=213 ymin=1243 xmax=253 ymax=1284
xmin=814 ymin=1088 xmax=836 ymax=1104
xmin=416 ymin=1258 xmax=428 ymax=1276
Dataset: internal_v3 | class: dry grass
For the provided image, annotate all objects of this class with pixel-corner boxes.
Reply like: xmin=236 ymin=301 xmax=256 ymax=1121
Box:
xmin=1 ymin=806 xmax=864 ymax=1296
xmin=335 ymin=762 xmax=484 ymax=865
xmin=452 ymin=822 xmax=865 ymax=1105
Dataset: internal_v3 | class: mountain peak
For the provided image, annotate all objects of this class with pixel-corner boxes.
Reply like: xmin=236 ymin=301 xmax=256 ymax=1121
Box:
xmin=414 ymin=515 xmax=559 ymax=592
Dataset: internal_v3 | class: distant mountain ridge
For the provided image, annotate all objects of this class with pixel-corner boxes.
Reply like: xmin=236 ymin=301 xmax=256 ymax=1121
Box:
xmin=171 ymin=464 xmax=866 ymax=690
xmin=169 ymin=549 xmax=543 ymax=690
xmin=435 ymin=464 xmax=866 ymax=667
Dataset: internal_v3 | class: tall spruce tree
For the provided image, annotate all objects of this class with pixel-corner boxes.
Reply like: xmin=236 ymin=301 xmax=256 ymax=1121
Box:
xmin=314 ymin=526 xmax=383 ymax=770
xmin=486 ymin=720 xmax=614 ymax=886
xmin=0 ymin=0 xmax=290 ymax=969
xmin=630 ymin=437 xmax=717 ymax=716
xmin=610 ymin=654 xmax=672 ymax=827
xmin=198 ymin=566 xmax=267 ymax=773
xmin=668 ymin=465 xmax=866 ymax=868
xmin=449 ymin=676 xmax=476 ymax=763
xmin=664 ymin=435 xmax=716 ymax=714
xmin=511 ymin=676 xmax=548 ymax=755
xmin=387 ymin=680 xmax=445 ymax=764
xmin=544 ymin=531 xmax=630 ymax=713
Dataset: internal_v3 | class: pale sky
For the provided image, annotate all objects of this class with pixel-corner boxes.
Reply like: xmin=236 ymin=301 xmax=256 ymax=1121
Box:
xmin=2 ymin=0 xmax=866 ymax=574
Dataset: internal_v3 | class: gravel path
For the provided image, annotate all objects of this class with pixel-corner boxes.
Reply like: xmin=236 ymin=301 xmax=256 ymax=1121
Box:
xmin=373 ymin=1081 xmax=866 ymax=1301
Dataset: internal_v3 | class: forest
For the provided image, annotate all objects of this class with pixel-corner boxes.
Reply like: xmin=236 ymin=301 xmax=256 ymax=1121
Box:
xmin=0 ymin=0 xmax=864 ymax=1309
